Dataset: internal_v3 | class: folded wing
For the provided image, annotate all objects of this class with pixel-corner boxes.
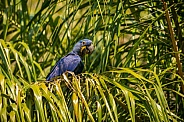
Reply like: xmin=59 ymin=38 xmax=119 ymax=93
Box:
xmin=46 ymin=53 xmax=83 ymax=81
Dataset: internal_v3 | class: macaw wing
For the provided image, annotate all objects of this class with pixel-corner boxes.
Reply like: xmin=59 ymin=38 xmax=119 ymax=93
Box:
xmin=46 ymin=58 xmax=65 ymax=81
xmin=64 ymin=54 xmax=83 ymax=74
xmin=46 ymin=54 xmax=82 ymax=81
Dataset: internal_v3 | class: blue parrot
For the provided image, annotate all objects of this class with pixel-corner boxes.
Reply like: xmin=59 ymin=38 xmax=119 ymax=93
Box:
xmin=46 ymin=39 xmax=94 ymax=81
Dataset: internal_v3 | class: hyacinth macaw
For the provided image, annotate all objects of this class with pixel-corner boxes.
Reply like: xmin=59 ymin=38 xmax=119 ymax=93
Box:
xmin=46 ymin=39 xmax=94 ymax=81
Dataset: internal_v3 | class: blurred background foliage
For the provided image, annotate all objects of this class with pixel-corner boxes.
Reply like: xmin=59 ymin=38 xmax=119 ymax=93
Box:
xmin=1 ymin=0 xmax=184 ymax=121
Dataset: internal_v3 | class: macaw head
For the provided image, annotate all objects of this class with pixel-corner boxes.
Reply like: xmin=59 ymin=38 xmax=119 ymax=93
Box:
xmin=72 ymin=39 xmax=94 ymax=57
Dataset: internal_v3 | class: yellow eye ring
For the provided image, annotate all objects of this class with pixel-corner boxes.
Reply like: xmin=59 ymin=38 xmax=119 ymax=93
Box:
xmin=82 ymin=41 xmax=86 ymax=45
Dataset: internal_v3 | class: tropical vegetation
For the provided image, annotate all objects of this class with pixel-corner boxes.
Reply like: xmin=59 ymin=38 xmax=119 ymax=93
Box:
xmin=0 ymin=0 xmax=184 ymax=121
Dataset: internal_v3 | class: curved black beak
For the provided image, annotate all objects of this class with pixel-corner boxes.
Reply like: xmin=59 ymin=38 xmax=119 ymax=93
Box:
xmin=86 ymin=44 xmax=94 ymax=54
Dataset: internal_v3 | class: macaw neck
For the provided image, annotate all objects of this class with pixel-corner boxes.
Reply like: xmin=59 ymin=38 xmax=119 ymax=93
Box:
xmin=70 ymin=51 xmax=84 ymax=58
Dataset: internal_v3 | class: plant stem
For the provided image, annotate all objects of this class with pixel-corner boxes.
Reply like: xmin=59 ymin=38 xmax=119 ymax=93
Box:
xmin=161 ymin=0 xmax=184 ymax=94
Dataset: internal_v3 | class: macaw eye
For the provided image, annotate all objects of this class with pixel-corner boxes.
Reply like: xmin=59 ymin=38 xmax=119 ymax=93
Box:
xmin=82 ymin=41 xmax=86 ymax=45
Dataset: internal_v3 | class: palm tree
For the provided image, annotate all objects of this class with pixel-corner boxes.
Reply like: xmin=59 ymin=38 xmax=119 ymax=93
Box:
xmin=0 ymin=0 xmax=184 ymax=121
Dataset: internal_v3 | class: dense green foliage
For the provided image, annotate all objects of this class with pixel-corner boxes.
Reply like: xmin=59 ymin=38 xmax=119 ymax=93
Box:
xmin=1 ymin=0 xmax=184 ymax=121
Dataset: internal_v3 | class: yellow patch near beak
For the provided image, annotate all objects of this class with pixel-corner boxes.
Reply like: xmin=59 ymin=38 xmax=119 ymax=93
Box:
xmin=80 ymin=46 xmax=86 ymax=53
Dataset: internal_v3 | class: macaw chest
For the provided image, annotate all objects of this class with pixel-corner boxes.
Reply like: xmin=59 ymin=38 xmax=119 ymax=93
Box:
xmin=73 ymin=61 xmax=84 ymax=75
